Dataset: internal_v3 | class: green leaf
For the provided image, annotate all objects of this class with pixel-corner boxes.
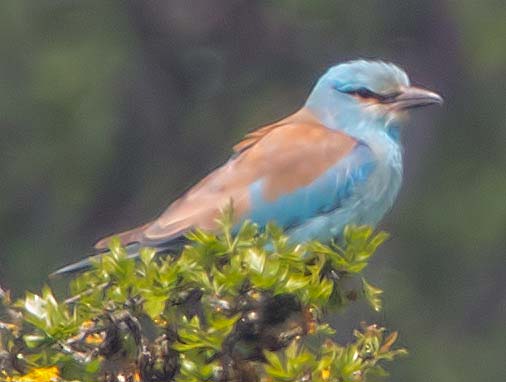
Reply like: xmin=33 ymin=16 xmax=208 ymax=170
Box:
xmin=23 ymin=334 xmax=50 ymax=348
xmin=245 ymin=248 xmax=266 ymax=274
xmin=362 ymin=278 xmax=383 ymax=312
xmin=139 ymin=247 xmax=157 ymax=265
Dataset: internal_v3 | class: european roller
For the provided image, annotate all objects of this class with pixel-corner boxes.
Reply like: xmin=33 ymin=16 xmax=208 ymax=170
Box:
xmin=54 ymin=60 xmax=442 ymax=275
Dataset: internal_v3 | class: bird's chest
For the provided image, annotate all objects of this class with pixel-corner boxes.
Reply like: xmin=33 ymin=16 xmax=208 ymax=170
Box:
xmin=286 ymin=132 xmax=403 ymax=243
xmin=354 ymin=133 xmax=403 ymax=225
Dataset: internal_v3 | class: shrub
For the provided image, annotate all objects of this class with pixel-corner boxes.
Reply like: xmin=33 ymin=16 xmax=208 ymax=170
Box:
xmin=0 ymin=211 xmax=405 ymax=381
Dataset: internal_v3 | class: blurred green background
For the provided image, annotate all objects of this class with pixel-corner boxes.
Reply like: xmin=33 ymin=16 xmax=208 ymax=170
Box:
xmin=0 ymin=1 xmax=505 ymax=381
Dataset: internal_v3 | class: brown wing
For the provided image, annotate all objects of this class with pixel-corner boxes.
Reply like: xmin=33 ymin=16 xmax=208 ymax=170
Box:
xmin=95 ymin=108 xmax=356 ymax=250
xmin=232 ymin=108 xmax=323 ymax=153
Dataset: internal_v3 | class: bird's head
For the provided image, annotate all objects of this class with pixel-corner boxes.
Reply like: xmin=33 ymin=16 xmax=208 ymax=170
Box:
xmin=305 ymin=60 xmax=443 ymax=139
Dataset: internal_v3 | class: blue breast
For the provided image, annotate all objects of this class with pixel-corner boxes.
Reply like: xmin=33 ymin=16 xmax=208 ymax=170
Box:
xmin=285 ymin=132 xmax=402 ymax=244
xmin=241 ymin=143 xmax=376 ymax=235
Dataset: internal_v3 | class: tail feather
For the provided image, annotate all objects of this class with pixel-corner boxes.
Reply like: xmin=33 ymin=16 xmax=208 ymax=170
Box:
xmin=50 ymin=237 xmax=188 ymax=278
xmin=50 ymin=244 xmax=141 ymax=277
xmin=94 ymin=222 xmax=152 ymax=251
xmin=50 ymin=222 xmax=153 ymax=277
xmin=50 ymin=253 xmax=102 ymax=277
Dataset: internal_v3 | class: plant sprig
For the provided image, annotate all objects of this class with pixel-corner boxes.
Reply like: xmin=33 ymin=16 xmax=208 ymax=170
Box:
xmin=0 ymin=212 xmax=404 ymax=381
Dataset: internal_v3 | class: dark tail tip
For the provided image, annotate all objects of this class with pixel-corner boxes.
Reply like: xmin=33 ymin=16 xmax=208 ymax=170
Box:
xmin=49 ymin=256 xmax=95 ymax=278
xmin=49 ymin=245 xmax=142 ymax=278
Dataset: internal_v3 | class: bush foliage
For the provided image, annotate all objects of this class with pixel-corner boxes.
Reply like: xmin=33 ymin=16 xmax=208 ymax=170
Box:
xmin=0 ymin=211 xmax=406 ymax=381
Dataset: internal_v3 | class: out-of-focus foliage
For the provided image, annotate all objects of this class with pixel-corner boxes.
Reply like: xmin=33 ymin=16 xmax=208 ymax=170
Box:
xmin=0 ymin=216 xmax=404 ymax=381
xmin=1 ymin=1 xmax=505 ymax=382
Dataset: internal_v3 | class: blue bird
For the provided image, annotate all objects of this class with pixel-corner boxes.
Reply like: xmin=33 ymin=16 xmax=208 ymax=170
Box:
xmin=54 ymin=60 xmax=442 ymax=275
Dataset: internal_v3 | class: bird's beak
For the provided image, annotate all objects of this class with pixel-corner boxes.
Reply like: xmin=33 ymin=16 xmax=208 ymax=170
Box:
xmin=393 ymin=86 xmax=443 ymax=110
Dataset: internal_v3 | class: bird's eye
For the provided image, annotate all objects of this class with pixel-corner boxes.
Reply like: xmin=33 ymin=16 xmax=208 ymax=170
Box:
xmin=339 ymin=87 xmax=401 ymax=103
xmin=339 ymin=87 xmax=381 ymax=100
xmin=351 ymin=88 xmax=377 ymax=99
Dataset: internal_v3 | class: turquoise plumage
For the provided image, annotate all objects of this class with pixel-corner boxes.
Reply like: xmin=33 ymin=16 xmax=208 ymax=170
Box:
xmin=54 ymin=60 xmax=442 ymax=275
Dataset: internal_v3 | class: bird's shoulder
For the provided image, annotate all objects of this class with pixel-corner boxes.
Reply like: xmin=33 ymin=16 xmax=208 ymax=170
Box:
xmin=165 ymin=108 xmax=360 ymax=209
xmin=232 ymin=107 xmax=358 ymax=167
xmin=226 ymin=107 xmax=364 ymax=202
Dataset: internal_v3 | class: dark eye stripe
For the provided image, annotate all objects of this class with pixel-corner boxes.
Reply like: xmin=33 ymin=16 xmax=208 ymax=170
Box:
xmin=340 ymin=87 xmax=400 ymax=102
xmin=352 ymin=88 xmax=377 ymax=99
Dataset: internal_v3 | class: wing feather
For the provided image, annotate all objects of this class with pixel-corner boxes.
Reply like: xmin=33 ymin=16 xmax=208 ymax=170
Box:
xmin=95 ymin=107 xmax=367 ymax=250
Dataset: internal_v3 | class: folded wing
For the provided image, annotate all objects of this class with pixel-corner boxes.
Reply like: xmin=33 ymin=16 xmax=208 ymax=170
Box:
xmin=95 ymin=108 xmax=375 ymax=250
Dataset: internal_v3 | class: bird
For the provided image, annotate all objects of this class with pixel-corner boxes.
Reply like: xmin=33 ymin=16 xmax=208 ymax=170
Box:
xmin=54 ymin=60 xmax=442 ymax=275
